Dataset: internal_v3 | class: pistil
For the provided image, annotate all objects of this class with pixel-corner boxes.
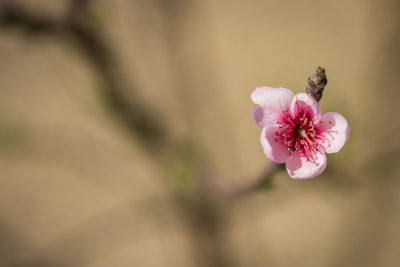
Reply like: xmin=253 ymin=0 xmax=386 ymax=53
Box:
xmin=298 ymin=128 xmax=314 ymax=146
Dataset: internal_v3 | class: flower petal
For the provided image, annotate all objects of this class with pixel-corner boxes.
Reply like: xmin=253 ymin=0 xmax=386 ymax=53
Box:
xmin=251 ymin=87 xmax=294 ymax=128
xmin=286 ymin=152 xmax=327 ymax=179
xmin=290 ymin=93 xmax=322 ymax=121
xmin=252 ymin=107 xmax=278 ymax=128
xmin=318 ymin=112 xmax=350 ymax=153
xmin=251 ymin=86 xmax=294 ymax=109
xmin=260 ymin=125 xmax=291 ymax=163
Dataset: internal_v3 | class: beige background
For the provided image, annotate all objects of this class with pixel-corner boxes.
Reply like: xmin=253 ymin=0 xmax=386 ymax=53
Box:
xmin=0 ymin=0 xmax=399 ymax=266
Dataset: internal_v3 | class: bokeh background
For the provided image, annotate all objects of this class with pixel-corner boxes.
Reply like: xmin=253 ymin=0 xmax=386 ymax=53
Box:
xmin=0 ymin=0 xmax=399 ymax=266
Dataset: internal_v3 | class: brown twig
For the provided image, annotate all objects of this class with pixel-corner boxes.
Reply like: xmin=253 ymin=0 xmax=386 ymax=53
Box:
xmin=306 ymin=66 xmax=328 ymax=102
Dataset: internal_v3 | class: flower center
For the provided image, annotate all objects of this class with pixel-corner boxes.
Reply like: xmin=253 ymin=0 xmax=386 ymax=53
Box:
xmin=275 ymin=107 xmax=325 ymax=161
xmin=296 ymin=127 xmax=314 ymax=145
xmin=296 ymin=127 xmax=306 ymax=137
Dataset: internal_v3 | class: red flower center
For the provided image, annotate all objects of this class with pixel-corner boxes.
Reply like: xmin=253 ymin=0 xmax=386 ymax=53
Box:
xmin=274 ymin=106 xmax=325 ymax=161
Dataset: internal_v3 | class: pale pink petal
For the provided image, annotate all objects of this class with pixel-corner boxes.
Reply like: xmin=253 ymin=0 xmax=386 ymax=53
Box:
xmin=251 ymin=87 xmax=294 ymax=128
xmin=251 ymin=86 xmax=294 ymax=109
xmin=290 ymin=93 xmax=322 ymax=121
xmin=252 ymin=106 xmax=280 ymax=128
xmin=260 ymin=125 xmax=291 ymax=163
xmin=286 ymin=152 xmax=327 ymax=179
xmin=318 ymin=112 xmax=350 ymax=153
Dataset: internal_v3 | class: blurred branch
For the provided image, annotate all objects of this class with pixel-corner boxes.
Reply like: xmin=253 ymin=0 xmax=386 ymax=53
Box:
xmin=0 ymin=0 xmax=167 ymax=153
xmin=219 ymin=164 xmax=284 ymax=200
xmin=0 ymin=1 xmax=63 ymax=34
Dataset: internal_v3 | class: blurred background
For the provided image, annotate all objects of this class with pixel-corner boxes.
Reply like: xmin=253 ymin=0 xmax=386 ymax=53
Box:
xmin=0 ymin=0 xmax=399 ymax=266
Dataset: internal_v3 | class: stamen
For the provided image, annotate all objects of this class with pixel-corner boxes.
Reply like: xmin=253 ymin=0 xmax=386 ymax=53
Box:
xmin=304 ymin=135 xmax=314 ymax=146
xmin=275 ymin=104 xmax=322 ymax=161
xmin=300 ymin=118 xmax=308 ymax=128
xmin=285 ymin=117 xmax=296 ymax=127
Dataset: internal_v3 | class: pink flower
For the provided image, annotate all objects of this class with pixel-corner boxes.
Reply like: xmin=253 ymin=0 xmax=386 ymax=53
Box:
xmin=251 ymin=86 xmax=349 ymax=179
